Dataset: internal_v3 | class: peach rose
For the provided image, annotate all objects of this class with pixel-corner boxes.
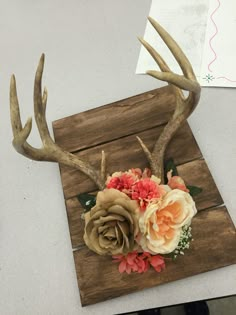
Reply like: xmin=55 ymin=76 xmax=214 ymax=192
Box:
xmin=138 ymin=189 xmax=197 ymax=254
xmin=84 ymin=188 xmax=139 ymax=255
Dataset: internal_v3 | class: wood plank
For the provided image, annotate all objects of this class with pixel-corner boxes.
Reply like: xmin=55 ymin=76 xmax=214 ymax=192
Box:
xmin=52 ymin=86 xmax=175 ymax=152
xmin=65 ymin=196 xmax=91 ymax=249
xmin=65 ymin=158 xmax=223 ymax=249
xmin=73 ymin=206 xmax=236 ymax=306
xmin=53 ymin=87 xmax=235 ymax=307
xmin=59 ymin=122 xmax=202 ymax=199
xmin=177 ymin=159 xmax=223 ymax=211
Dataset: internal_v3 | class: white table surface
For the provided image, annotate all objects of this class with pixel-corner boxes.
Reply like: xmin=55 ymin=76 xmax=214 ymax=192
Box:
xmin=0 ymin=1 xmax=236 ymax=314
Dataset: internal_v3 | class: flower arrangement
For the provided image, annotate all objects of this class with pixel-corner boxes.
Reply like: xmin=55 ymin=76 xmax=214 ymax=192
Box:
xmin=79 ymin=162 xmax=201 ymax=274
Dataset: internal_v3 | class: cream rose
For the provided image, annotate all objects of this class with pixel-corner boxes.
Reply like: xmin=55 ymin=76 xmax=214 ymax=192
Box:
xmin=84 ymin=188 xmax=139 ymax=255
xmin=138 ymin=189 xmax=197 ymax=254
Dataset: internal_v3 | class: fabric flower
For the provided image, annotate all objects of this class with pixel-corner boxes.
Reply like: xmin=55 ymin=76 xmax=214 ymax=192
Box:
xmin=112 ymin=251 xmax=149 ymax=274
xmin=84 ymin=189 xmax=139 ymax=255
xmin=129 ymin=168 xmax=143 ymax=178
xmin=106 ymin=168 xmax=152 ymax=196
xmin=106 ymin=171 xmax=138 ymax=195
xmin=149 ymin=254 xmax=166 ymax=272
xmin=167 ymin=170 xmax=189 ymax=192
xmin=131 ymin=178 xmax=166 ymax=211
xmin=112 ymin=251 xmax=165 ymax=274
xmin=130 ymin=168 xmax=151 ymax=179
xmin=138 ymin=189 xmax=197 ymax=254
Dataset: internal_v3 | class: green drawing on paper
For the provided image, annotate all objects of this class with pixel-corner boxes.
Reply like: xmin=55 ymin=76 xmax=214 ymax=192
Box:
xmin=203 ymin=74 xmax=215 ymax=83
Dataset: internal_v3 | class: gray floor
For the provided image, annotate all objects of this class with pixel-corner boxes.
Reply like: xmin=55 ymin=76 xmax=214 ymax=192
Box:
xmin=207 ymin=296 xmax=236 ymax=315
xmin=128 ymin=295 xmax=236 ymax=315
xmin=161 ymin=305 xmax=185 ymax=315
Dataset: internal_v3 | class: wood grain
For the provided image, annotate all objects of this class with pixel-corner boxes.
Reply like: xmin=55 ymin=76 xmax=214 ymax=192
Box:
xmin=59 ymin=122 xmax=202 ymax=199
xmin=52 ymin=87 xmax=236 ymax=307
xmin=52 ymin=86 xmax=175 ymax=152
xmin=73 ymin=206 xmax=236 ymax=306
xmin=66 ymin=158 xmax=223 ymax=249
xmin=177 ymin=159 xmax=223 ymax=211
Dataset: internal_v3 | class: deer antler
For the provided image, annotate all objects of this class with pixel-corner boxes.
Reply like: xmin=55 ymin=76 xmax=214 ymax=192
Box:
xmin=137 ymin=17 xmax=201 ymax=182
xmin=10 ymin=54 xmax=106 ymax=190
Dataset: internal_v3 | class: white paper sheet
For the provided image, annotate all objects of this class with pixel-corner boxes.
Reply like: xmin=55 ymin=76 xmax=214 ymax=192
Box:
xmin=136 ymin=0 xmax=236 ymax=88
xmin=200 ymin=0 xmax=236 ymax=87
xmin=136 ymin=0 xmax=210 ymax=76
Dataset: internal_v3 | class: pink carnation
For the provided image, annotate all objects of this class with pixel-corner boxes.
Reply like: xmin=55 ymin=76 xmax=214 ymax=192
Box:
xmin=131 ymin=178 xmax=166 ymax=211
xmin=130 ymin=168 xmax=152 ymax=179
xmin=112 ymin=251 xmax=165 ymax=274
xmin=106 ymin=172 xmax=136 ymax=195
xmin=142 ymin=168 xmax=152 ymax=178
xmin=129 ymin=168 xmax=143 ymax=178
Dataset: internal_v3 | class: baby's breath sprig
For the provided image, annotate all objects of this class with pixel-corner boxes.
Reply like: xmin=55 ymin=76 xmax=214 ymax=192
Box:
xmin=170 ymin=225 xmax=192 ymax=260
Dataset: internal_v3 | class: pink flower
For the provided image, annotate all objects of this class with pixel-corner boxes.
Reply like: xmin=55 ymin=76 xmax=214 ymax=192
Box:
xmin=112 ymin=251 xmax=165 ymax=274
xmin=106 ymin=172 xmax=136 ymax=195
xmin=113 ymin=251 xmax=149 ymax=274
xmin=141 ymin=168 xmax=152 ymax=178
xmin=129 ymin=168 xmax=143 ymax=178
xmin=141 ymin=252 xmax=165 ymax=272
xmin=167 ymin=170 xmax=189 ymax=193
xmin=130 ymin=168 xmax=152 ymax=179
xmin=106 ymin=169 xmax=155 ymax=201
xmin=131 ymin=178 xmax=166 ymax=211
xmin=149 ymin=255 xmax=166 ymax=272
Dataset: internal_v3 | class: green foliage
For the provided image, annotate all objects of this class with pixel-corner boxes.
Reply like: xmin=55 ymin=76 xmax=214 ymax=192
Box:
xmin=187 ymin=185 xmax=203 ymax=197
xmin=77 ymin=193 xmax=96 ymax=213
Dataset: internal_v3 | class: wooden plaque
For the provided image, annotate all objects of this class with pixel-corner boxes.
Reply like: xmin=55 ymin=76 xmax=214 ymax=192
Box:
xmin=52 ymin=86 xmax=236 ymax=306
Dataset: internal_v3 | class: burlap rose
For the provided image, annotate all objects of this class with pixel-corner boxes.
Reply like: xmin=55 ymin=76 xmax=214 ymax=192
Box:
xmin=84 ymin=188 xmax=139 ymax=255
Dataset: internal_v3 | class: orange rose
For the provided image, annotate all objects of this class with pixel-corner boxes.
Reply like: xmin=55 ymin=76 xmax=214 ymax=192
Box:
xmin=138 ymin=189 xmax=197 ymax=254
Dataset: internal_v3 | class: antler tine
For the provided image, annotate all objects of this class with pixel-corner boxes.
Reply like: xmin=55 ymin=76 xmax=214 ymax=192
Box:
xmin=34 ymin=54 xmax=54 ymax=145
xmin=137 ymin=18 xmax=201 ymax=182
xmin=138 ymin=36 xmax=185 ymax=103
xmin=100 ymin=150 xmax=106 ymax=182
xmin=148 ymin=16 xmax=195 ymax=80
xmin=147 ymin=70 xmax=200 ymax=93
xmin=10 ymin=75 xmax=41 ymax=157
xmin=10 ymin=55 xmax=106 ymax=190
xmin=138 ymin=37 xmax=170 ymax=72
xmin=10 ymin=75 xmax=24 ymax=134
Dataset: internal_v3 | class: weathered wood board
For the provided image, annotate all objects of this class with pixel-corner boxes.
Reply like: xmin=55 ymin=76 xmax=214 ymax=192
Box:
xmin=52 ymin=86 xmax=236 ymax=306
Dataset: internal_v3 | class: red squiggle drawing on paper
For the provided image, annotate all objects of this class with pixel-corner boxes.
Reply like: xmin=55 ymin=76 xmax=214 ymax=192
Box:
xmin=208 ymin=0 xmax=220 ymax=72
xmin=216 ymin=76 xmax=236 ymax=83
xmin=206 ymin=0 xmax=236 ymax=83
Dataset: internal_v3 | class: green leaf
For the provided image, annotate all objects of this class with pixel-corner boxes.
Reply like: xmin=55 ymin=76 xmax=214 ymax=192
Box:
xmin=187 ymin=185 xmax=203 ymax=197
xmin=163 ymin=252 xmax=177 ymax=261
xmin=164 ymin=158 xmax=178 ymax=184
xmin=77 ymin=193 xmax=96 ymax=213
